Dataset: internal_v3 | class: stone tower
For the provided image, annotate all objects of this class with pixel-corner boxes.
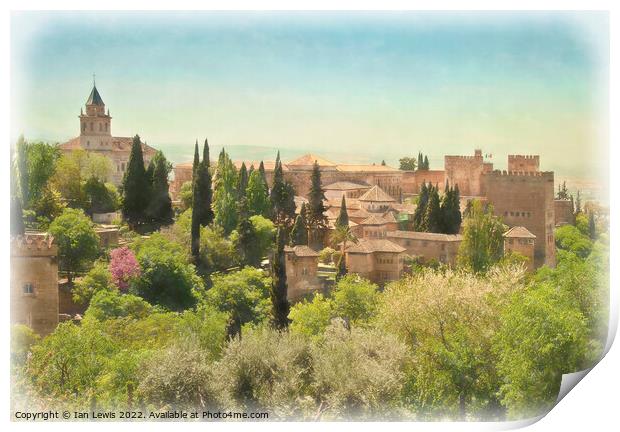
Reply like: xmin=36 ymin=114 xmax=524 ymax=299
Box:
xmin=508 ymin=155 xmax=540 ymax=172
xmin=79 ymin=81 xmax=113 ymax=150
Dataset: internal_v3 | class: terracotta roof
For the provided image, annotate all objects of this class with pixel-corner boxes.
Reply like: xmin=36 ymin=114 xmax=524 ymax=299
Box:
xmin=386 ymin=231 xmax=463 ymax=242
xmin=325 ymin=198 xmax=360 ymax=210
xmin=284 ymin=245 xmax=320 ymax=257
xmin=287 ymin=154 xmax=336 ymax=167
xmin=336 ymin=164 xmax=399 ymax=172
xmin=382 ymin=211 xmax=398 ymax=223
xmin=323 ymin=181 xmax=371 ymax=191
xmin=58 ymin=136 xmax=157 ymax=155
xmin=345 ymin=239 xmax=406 ymax=254
xmin=359 ymin=185 xmax=396 ymax=202
xmin=359 ymin=214 xmax=390 ymax=226
xmin=234 ymin=160 xmax=283 ymax=171
xmin=503 ymin=226 xmax=536 ymax=239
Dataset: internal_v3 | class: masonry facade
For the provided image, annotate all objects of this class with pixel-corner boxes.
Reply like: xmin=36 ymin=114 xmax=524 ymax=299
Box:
xmin=284 ymin=245 xmax=321 ymax=301
xmin=11 ymin=234 xmax=59 ymax=335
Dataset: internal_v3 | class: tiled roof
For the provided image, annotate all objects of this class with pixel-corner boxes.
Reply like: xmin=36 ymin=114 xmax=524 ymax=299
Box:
xmin=382 ymin=211 xmax=398 ymax=223
xmin=359 ymin=185 xmax=396 ymax=202
xmin=284 ymin=245 xmax=320 ymax=257
xmin=323 ymin=181 xmax=371 ymax=191
xmin=287 ymin=154 xmax=336 ymax=166
xmin=345 ymin=239 xmax=406 ymax=254
xmin=386 ymin=230 xmax=463 ymax=242
xmin=233 ymin=160 xmax=284 ymax=171
xmin=325 ymin=198 xmax=360 ymax=210
xmin=348 ymin=208 xmax=373 ymax=219
xmin=359 ymin=214 xmax=390 ymax=226
xmin=58 ymin=136 xmax=157 ymax=155
xmin=86 ymin=85 xmax=105 ymax=106
xmin=503 ymin=226 xmax=536 ymax=239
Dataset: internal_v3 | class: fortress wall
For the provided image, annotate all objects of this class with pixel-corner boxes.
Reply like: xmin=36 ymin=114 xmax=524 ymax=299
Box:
xmin=508 ymin=155 xmax=540 ymax=172
xmin=444 ymin=152 xmax=487 ymax=196
xmin=483 ymin=170 xmax=555 ymax=268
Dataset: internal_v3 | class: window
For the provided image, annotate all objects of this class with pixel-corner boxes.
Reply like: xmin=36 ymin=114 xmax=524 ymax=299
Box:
xmin=22 ymin=283 xmax=34 ymax=295
xmin=105 ymin=123 xmax=108 ymax=131
xmin=90 ymin=122 xmax=93 ymax=131
xmin=406 ymin=240 xmax=411 ymax=246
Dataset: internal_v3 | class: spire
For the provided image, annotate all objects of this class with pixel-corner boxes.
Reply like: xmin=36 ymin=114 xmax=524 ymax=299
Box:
xmin=86 ymin=79 xmax=105 ymax=106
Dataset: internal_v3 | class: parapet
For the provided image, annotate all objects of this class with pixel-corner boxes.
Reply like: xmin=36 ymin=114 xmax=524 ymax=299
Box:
xmin=11 ymin=233 xmax=57 ymax=257
xmin=484 ymin=170 xmax=553 ymax=178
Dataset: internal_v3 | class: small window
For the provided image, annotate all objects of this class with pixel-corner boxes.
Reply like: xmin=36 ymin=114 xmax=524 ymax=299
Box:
xmin=22 ymin=283 xmax=34 ymax=295
xmin=90 ymin=122 xmax=93 ymax=131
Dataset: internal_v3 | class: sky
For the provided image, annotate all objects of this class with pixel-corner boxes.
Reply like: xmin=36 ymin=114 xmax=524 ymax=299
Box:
xmin=10 ymin=11 xmax=609 ymax=188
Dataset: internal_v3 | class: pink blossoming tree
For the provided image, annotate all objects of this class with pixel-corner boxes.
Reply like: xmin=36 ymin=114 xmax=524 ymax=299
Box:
xmin=109 ymin=246 xmax=141 ymax=292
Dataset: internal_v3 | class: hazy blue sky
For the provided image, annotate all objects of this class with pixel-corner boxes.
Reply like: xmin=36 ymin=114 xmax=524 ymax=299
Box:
xmin=11 ymin=11 xmax=608 ymax=181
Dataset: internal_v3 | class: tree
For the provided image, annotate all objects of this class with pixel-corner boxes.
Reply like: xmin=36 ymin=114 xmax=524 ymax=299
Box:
xmin=10 ymin=151 xmax=25 ymax=235
xmin=83 ymin=177 xmax=118 ymax=215
xmin=330 ymin=221 xmax=357 ymax=280
xmin=331 ymin=275 xmax=379 ymax=325
xmin=288 ymin=294 xmax=333 ymax=339
xmin=440 ymin=182 xmax=462 ymax=234
xmin=49 ymin=208 xmax=100 ymax=284
xmin=213 ymin=148 xmax=238 ymax=235
xmin=554 ymin=224 xmax=592 ymax=258
xmin=417 ymin=152 xmax=424 ymax=172
xmin=457 ymin=201 xmax=506 ymax=273
xmin=146 ymin=150 xmax=174 ymax=227
xmin=588 ymin=212 xmax=596 ymax=240
xmin=204 ymin=267 xmax=271 ymax=337
xmin=109 ymin=246 xmax=141 ymax=292
xmin=270 ymin=227 xmax=290 ymax=329
xmin=121 ymin=135 xmax=150 ymax=227
xmin=16 ymin=139 xmax=60 ymax=208
xmin=237 ymin=162 xmax=249 ymax=198
xmin=194 ymin=138 xmax=215 ymax=227
xmin=246 ymin=169 xmax=271 ymax=218
xmin=179 ymin=181 xmax=193 ymax=211
xmin=307 ymin=161 xmax=328 ymax=248
xmin=574 ymin=190 xmax=582 ymax=215
xmin=235 ymin=198 xmax=262 ymax=267
xmin=557 ymin=181 xmax=570 ymax=200
xmin=258 ymin=160 xmax=268 ymax=191
xmin=399 ymin=157 xmax=417 ymax=171
xmin=30 ymin=185 xmax=66 ymax=228
xmin=131 ymin=233 xmax=203 ymax=311
xmin=423 ymin=184 xmax=442 ymax=233
xmin=423 ymin=155 xmax=430 ymax=170
xmin=190 ymin=142 xmax=201 ymax=262
xmin=72 ymin=261 xmax=114 ymax=305
xmin=270 ymin=151 xmax=296 ymax=227
xmin=289 ymin=203 xmax=308 ymax=246
xmin=494 ymin=283 xmax=589 ymax=418
xmin=413 ymin=182 xmax=429 ymax=231
xmin=335 ymin=195 xmax=349 ymax=228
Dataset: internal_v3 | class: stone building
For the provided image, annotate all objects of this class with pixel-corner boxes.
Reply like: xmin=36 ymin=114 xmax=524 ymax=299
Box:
xmin=358 ymin=185 xmax=397 ymax=212
xmin=323 ymin=181 xmax=371 ymax=201
xmin=284 ymin=245 xmax=321 ymax=301
xmin=444 ymin=149 xmax=494 ymax=197
xmin=554 ymin=199 xmax=575 ymax=226
xmin=358 ymin=214 xmax=399 ymax=239
xmin=483 ymin=170 xmax=555 ymax=268
xmin=508 ymin=155 xmax=540 ymax=172
xmin=345 ymin=239 xmax=406 ymax=285
xmin=401 ymin=170 xmax=447 ymax=195
xmin=11 ymin=234 xmax=59 ymax=335
xmin=503 ymin=226 xmax=536 ymax=271
xmin=59 ymin=83 xmax=157 ymax=186
xmin=386 ymin=231 xmax=462 ymax=266
xmin=95 ymin=225 xmax=120 ymax=249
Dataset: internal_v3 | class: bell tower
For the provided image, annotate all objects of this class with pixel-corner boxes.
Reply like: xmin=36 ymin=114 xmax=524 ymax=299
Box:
xmin=79 ymin=77 xmax=112 ymax=150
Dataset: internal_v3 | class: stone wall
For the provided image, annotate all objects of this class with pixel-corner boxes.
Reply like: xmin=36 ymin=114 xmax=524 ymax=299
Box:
xmin=554 ymin=199 xmax=575 ymax=226
xmin=401 ymin=170 xmax=447 ymax=195
xmin=285 ymin=254 xmax=321 ymax=302
xmin=508 ymin=155 xmax=540 ymax=172
xmin=483 ymin=171 xmax=555 ymax=268
xmin=444 ymin=150 xmax=490 ymax=196
xmin=386 ymin=232 xmax=462 ymax=266
xmin=503 ymin=237 xmax=536 ymax=271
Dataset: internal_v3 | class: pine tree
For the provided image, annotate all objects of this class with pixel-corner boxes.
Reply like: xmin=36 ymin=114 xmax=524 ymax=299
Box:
xmin=289 ymin=203 xmax=308 ymax=246
xmin=270 ymin=226 xmax=290 ymax=329
xmin=440 ymin=181 xmax=462 ymax=234
xmin=270 ymin=151 xmax=296 ymax=226
xmin=198 ymin=139 xmax=214 ymax=227
xmin=423 ymin=184 xmax=442 ymax=232
xmin=122 ymin=135 xmax=150 ymax=227
xmin=335 ymin=195 xmax=349 ymax=228
xmin=258 ymin=160 xmax=268 ymax=190
xmin=307 ymin=161 xmax=328 ymax=248
xmin=237 ymin=162 xmax=249 ymax=198
xmin=417 ymin=152 xmax=424 ymax=172
xmin=423 ymin=155 xmax=430 ymax=170
xmin=190 ymin=141 xmax=201 ymax=262
xmin=236 ymin=198 xmax=261 ymax=267
xmin=213 ymin=148 xmax=238 ymax=235
xmin=147 ymin=150 xmax=174 ymax=227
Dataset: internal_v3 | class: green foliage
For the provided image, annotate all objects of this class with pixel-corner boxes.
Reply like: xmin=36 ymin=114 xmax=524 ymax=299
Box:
xmin=234 ymin=199 xmax=262 ymax=267
xmin=457 ymin=200 xmax=506 ymax=273
xmin=493 ymin=284 xmax=590 ymax=418
xmin=84 ymin=289 xmax=153 ymax=321
xmin=195 ymin=139 xmax=215 ymax=227
xmin=11 ymin=324 xmax=40 ymax=364
xmin=270 ymin=227 xmax=290 ymax=329
xmin=178 ymin=181 xmax=193 ymax=211
xmin=335 ymin=196 xmax=349 ymax=228
xmin=16 ymin=139 xmax=60 ymax=208
xmin=203 ymin=267 xmax=271 ymax=337
xmin=332 ymin=275 xmax=379 ymax=326
xmin=423 ymin=184 xmax=442 ymax=233
xmin=307 ymin=161 xmax=328 ymax=246
xmin=289 ymin=294 xmax=333 ymax=339
xmin=177 ymin=305 xmax=230 ymax=357
xmin=440 ymin=182 xmax=462 ymax=234
xmin=146 ymin=150 xmax=174 ymax=227
xmin=73 ymin=261 xmax=115 ymax=305
xmin=289 ymin=203 xmax=308 ymax=246
xmin=270 ymin=151 xmax=297 ymax=226
xmin=83 ymin=177 xmax=119 ymax=214
xmin=30 ymin=185 xmax=66 ymax=228
xmin=131 ymin=233 xmax=202 ymax=311
xmin=49 ymin=208 xmax=100 ymax=282
xmin=213 ymin=148 xmax=239 ymax=235
xmin=121 ymin=135 xmax=151 ymax=227
xmin=555 ymin=224 xmax=592 ymax=258
xmin=246 ymin=168 xmax=271 ymax=218
xmin=575 ymin=212 xmax=589 ymax=237
xmin=398 ymin=157 xmax=417 ymax=171
xmin=318 ymin=247 xmax=337 ymax=264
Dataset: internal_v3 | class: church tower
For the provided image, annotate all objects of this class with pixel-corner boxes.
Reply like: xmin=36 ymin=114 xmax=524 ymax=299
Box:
xmin=79 ymin=80 xmax=112 ymax=150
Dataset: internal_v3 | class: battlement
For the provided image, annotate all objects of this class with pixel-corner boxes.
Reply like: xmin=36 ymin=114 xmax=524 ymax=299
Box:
xmin=485 ymin=170 xmax=553 ymax=179
xmin=508 ymin=155 xmax=539 ymax=160
xmin=445 ymin=155 xmax=482 ymax=161
xmin=507 ymin=155 xmax=540 ymax=172
xmin=11 ymin=233 xmax=57 ymax=257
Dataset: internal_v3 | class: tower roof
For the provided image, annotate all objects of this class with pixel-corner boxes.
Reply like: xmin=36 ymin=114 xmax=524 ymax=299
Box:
xmin=86 ymin=85 xmax=105 ymax=106
xmin=358 ymin=185 xmax=395 ymax=202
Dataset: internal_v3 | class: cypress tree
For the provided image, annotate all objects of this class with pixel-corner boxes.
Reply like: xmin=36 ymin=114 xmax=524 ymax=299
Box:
xmin=259 ymin=160 xmax=268 ymax=191
xmin=213 ymin=148 xmax=238 ymax=235
xmin=307 ymin=160 xmax=328 ymax=247
xmin=10 ymin=154 xmax=25 ymax=235
xmin=335 ymin=195 xmax=349 ymax=228
xmin=190 ymin=141 xmax=201 ymax=262
xmin=270 ymin=151 xmax=288 ymax=225
xmin=270 ymin=226 xmax=290 ymax=329
xmin=290 ymin=203 xmax=308 ymax=246
xmin=423 ymin=184 xmax=442 ymax=233
xmin=237 ymin=162 xmax=249 ymax=198
xmin=417 ymin=152 xmax=424 ymax=172
xmin=588 ymin=212 xmax=596 ymax=240
xmin=198 ymin=138 xmax=214 ymax=227
xmin=122 ymin=135 xmax=150 ymax=227
xmin=147 ymin=151 xmax=174 ymax=227
xmin=423 ymin=155 xmax=430 ymax=170
xmin=236 ymin=197 xmax=261 ymax=267
xmin=413 ymin=182 xmax=429 ymax=231
xmin=246 ymin=169 xmax=271 ymax=218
